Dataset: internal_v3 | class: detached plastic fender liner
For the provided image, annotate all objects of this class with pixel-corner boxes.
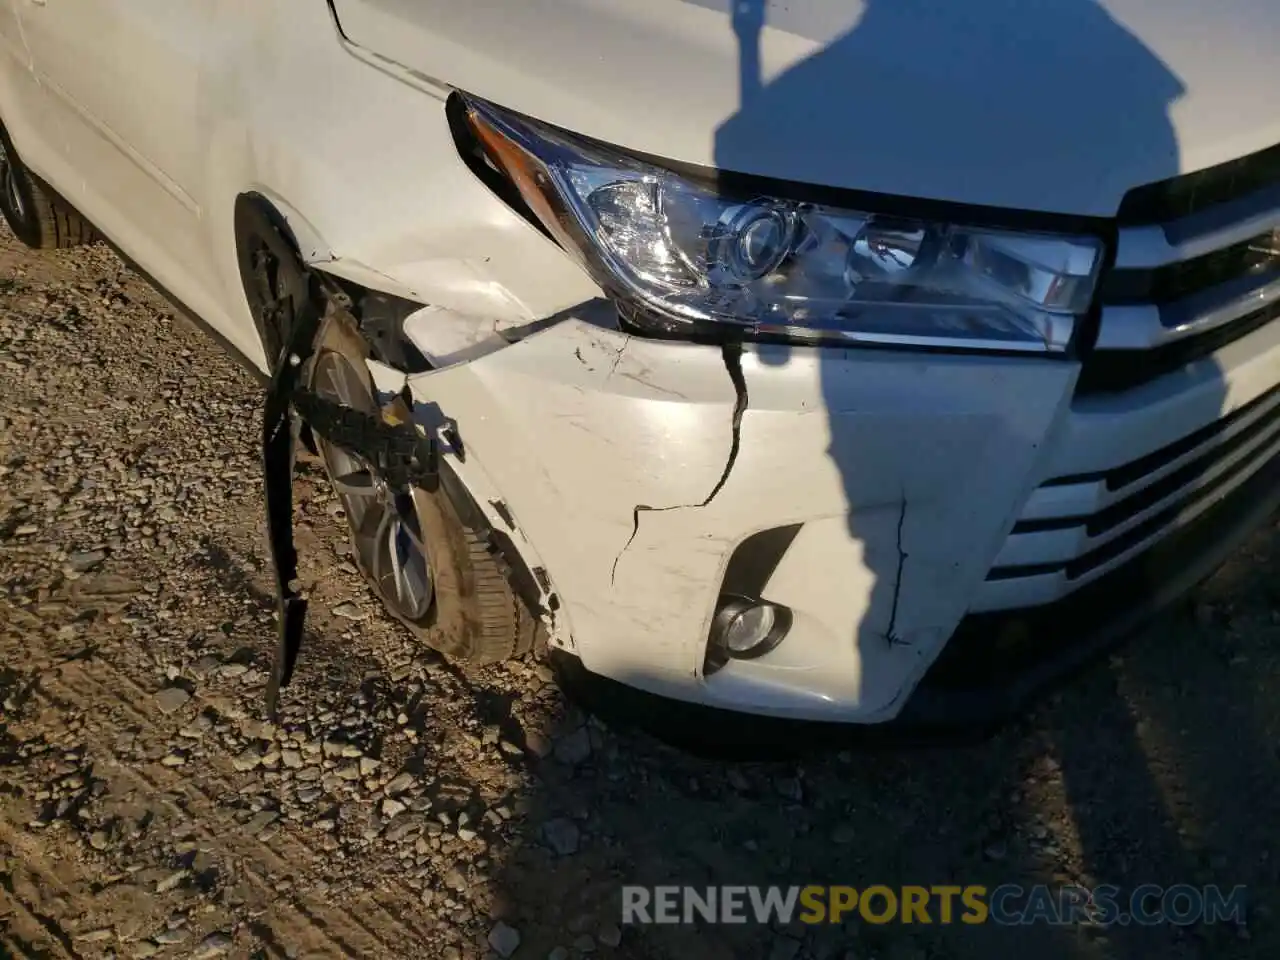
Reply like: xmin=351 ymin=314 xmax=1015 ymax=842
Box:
xmin=260 ymin=295 xmax=319 ymax=717
xmin=244 ymin=188 xmax=553 ymax=709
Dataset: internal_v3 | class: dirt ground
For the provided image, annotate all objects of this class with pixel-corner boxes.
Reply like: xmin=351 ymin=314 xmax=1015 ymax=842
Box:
xmin=2 ymin=226 xmax=1279 ymax=960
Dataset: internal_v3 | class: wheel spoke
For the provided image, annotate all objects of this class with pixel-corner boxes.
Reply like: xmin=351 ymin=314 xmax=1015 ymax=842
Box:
xmin=355 ymin=496 xmax=389 ymax=544
xmin=331 ymin=468 xmax=375 ymax=499
xmin=309 ymin=350 xmax=434 ymax=618
xmin=396 ymin=521 xmax=431 ymax=617
xmin=367 ymin=505 xmax=393 ymax=586
xmin=387 ymin=518 xmax=408 ymax=606
xmin=396 ymin=512 xmax=429 ymax=559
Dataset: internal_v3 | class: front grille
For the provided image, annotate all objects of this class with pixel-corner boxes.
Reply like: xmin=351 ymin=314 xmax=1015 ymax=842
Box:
xmin=1100 ymin=232 xmax=1280 ymax=305
xmin=975 ymin=145 xmax=1280 ymax=613
xmin=1081 ymin=144 xmax=1280 ymax=395
xmin=1076 ymin=302 xmax=1279 ymax=394
xmin=988 ymin=377 xmax=1280 ymax=587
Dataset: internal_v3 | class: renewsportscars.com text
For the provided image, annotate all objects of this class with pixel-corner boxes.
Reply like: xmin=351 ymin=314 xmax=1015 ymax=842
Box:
xmin=621 ymin=884 xmax=1248 ymax=927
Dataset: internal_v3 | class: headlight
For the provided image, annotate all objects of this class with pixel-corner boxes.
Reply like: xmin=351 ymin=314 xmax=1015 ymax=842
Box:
xmin=463 ymin=96 xmax=1104 ymax=353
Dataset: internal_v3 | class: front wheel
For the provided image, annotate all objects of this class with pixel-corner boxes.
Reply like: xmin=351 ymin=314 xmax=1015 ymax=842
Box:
xmin=236 ymin=197 xmax=542 ymax=664
xmin=307 ymin=311 xmax=542 ymax=664
xmin=0 ymin=125 xmax=92 ymax=250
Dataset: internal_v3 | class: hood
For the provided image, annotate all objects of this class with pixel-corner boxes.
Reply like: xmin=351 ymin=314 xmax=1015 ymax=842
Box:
xmin=332 ymin=0 xmax=1280 ymax=218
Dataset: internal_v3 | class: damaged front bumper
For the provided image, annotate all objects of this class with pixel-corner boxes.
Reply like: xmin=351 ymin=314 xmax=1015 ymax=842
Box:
xmin=400 ymin=308 xmax=1085 ymax=724
xmin=263 ymin=288 xmax=1280 ymax=730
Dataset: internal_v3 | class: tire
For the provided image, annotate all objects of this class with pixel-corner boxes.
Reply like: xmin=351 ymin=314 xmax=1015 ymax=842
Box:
xmin=308 ymin=314 xmax=542 ymax=665
xmin=0 ymin=125 xmax=93 ymax=250
xmin=234 ymin=194 xmax=540 ymax=664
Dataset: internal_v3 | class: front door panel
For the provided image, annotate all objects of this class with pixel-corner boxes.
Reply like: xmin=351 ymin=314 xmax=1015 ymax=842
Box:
xmin=17 ymin=0 xmax=219 ymax=316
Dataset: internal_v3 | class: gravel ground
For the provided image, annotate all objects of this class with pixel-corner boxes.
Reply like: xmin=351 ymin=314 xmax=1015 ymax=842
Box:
xmin=2 ymin=226 xmax=1279 ymax=960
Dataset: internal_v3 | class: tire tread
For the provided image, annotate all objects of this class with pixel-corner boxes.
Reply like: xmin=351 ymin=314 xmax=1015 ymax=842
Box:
xmin=0 ymin=126 xmax=93 ymax=250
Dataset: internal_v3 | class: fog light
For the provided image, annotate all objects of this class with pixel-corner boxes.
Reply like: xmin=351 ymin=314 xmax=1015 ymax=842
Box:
xmin=710 ymin=595 xmax=792 ymax=661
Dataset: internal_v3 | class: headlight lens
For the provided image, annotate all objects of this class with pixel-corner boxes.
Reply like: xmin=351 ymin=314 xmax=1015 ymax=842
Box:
xmin=464 ymin=97 xmax=1103 ymax=353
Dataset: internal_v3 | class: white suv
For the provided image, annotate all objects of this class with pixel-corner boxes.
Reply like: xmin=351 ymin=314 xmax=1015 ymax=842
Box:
xmin=2 ymin=0 xmax=1278 ymax=729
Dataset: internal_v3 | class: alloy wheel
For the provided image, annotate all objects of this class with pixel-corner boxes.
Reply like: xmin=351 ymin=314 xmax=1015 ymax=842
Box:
xmin=312 ymin=350 xmax=435 ymax=621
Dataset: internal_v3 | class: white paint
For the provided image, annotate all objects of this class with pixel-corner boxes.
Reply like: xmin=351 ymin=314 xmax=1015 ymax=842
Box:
xmin=331 ymin=0 xmax=1280 ymax=217
xmin=365 ymin=358 xmax=407 ymax=399
xmin=401 ymin=304 xmax=524 ymax=369
xmin=0 ymin=0 xmax=597 ymax=372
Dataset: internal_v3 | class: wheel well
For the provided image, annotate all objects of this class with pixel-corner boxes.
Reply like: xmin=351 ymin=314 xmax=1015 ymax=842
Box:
xmin=233 ymin=192 xmax=314 ymax=367
xmin=233 ymin=191 xmax=431 ymax=374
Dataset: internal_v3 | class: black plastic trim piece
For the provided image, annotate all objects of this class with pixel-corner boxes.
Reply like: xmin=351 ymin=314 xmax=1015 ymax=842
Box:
xmin=1014 ymin=385 xmax=1280 ymax=536
xmin=1163 ymin=181 xmax=1280 ymax=246
xmin=1117 ymin=141 xmax=1280 ymax=226
xmin=260 ymin=288 xmax=324 ymax=718
xmin=1073 ymin=379 xmax=1280 ymax=492
xmin=1102 ymin=233 xmax=1280 ymax=306
xmin=1078 ymin=140 xmax=1280 ymax=396
xmin=991 ymin=423 xmax=1280 ymax=583
xmin=720 ymin=525 xmax=803 ymax=599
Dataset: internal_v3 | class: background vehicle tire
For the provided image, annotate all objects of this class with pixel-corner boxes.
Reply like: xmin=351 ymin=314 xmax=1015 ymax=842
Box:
xmin=0 ymin=125 xmax=93 ymax=249
xmin=234 ymin=195 xmax=540 ymax=665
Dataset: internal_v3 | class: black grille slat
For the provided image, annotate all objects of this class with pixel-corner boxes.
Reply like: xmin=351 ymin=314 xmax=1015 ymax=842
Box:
xmin=990 ymin=143 xmax=1280 ymax=594
xmin=1117 ymin=143 xmax=1280 ymax=226
xmin=994 ymin=362 xmax=1280 ymax=586
xmin=1014 ymin=392 xmax=1280 ymax=538
xmin=1029 ymin=376 xmax=1280 ymax=498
